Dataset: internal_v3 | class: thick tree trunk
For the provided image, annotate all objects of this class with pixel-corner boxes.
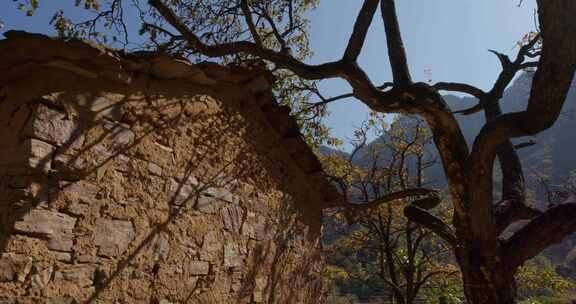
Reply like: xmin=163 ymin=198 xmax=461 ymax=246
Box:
xmin=394 ymin=294 xmax=406 ymax=304
xmin=460 ymin=260 xmax=517 ymax=304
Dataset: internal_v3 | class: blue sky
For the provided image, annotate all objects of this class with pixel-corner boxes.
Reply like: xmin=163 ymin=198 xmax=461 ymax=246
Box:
xmin=1 ymin=0 xmax=538 ymax=150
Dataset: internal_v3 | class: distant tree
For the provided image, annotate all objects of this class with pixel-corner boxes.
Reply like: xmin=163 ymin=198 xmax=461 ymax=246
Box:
xmin=516 ymin=257 xmax=576 ymax=303
xmin=322 ymin=116 xmax=460 ymax=304
xmin=12 ymin=0 xmax=576 ymax=302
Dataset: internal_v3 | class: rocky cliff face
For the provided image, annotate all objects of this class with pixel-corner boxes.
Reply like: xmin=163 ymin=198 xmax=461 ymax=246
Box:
xmin=0 ymin=32 xmax=339 ymax=303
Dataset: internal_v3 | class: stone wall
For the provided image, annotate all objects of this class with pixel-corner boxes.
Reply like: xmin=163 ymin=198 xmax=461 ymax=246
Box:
xmin=0 ymin=32 xmax=340 ymax=303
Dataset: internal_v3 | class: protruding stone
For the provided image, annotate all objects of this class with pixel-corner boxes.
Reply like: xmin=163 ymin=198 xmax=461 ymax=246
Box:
xmin=0 ymin=139 xmax=56 ymax=173
xmin=115 ymin=128 xmax=135 ymax=146
xmin=174 ymin=173 xmax=200 ymax=187
xmin=282 ymin=136 xmax=309 ymax=154
xmin=242 ymin=211 xmax=268 ymax=240
xmin=0 ymin=254 xmax=33 ymax=282
xmin=223 ymin=243 xmax=242 ymax=268
xmin=195 ymin=195 xmax=226 ymax=214
xmin=147 ymin=162 xmax=163 ymax=176
xmin=30 ymin=265 xmax=54 ymax=289
xmin=28 ymin=139 xmax=57 ymax=172
xmin=60 ymin=181 xmax=100 ymax=199
xmin=204 ymin=186 xmax=236 ymax=203
xmin=220 ymin=205 xmax=245 ymax=233
xmin=103 ymin=121 xmax=135 ymax=146
xmin=53 ymin=153 xmax=88 ymax=175
xmin=14 ymin=209 xmax=77 ymax=252
xmin=115 ymin=154 xmax=133 ymax=172
xmin=94 ymin=219 xmax=135 ymax=257
xmin=86 ymin=96 xmax=122 ymax=120
xmin=53 ymin=252 xmax=72 ymax=263
xmin=167 ymin=178 xmax=196 ymax=206
xmin=200 ymin=231 xmax=221 ymax=261
xmin=66 ymin=201 xmax=92 ymax=216
xmin=151 ymin=232 xmax=170 ymax=264
xmin=24 ymin=102 xmax=80 ymax=147
xmin=54 ymin=265 xmax=95 ymax=287
xmin=47 ymin=233 xmax=74 ymax=252
xmin=188 ymin=261 xmax=210 ymax=275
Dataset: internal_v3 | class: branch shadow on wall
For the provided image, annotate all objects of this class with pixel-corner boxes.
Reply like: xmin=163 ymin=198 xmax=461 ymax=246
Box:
xmin=0 ymin=86 xmax=323 ymax=303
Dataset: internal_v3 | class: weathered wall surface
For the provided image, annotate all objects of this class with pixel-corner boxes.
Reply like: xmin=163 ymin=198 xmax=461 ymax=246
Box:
xmin=0 ymin=32 xmax=339 ymax=303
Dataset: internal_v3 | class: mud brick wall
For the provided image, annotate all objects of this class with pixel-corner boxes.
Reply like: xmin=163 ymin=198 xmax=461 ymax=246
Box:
xmin=0 ymin=32 xmax=340 ymax=304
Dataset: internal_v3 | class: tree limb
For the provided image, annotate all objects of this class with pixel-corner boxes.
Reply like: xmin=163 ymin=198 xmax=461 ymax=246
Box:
xmin=514 ymin=140 xmax=536 ymax=150
xmin=343 ymin=0 xmax=380 ymax=61
xmin=148 ymin=0 xmax=342 ymax=79
xmin=305 ymin=82 xmax=394 ymax=109
xmin=488 ymin=49 xmax=512 ymax=69
xmin=380 ymin=0 xmax=412 ymax=85
xmin=495 ymin=199 xmax=542 ymax=235
xmin=404 ymin=205 xmax=458 ymax=246
xmin=346 ymin=188 xmax=438 ymax=210
xmin=451 ymin=33 xmax=541 ymax=207
xmin=240 ymin=0 xmax=263 ymax=48
xmin=259 ymin=7 xmax=289 ymax=51
xmin=436 ymin=32 xmax=541 ymax=114
xmin=434 ymin=82 xmax=485 ymax=99
xmin=503 ymin=202 xmax=576 ymax=268
xmin=305 ymin=92 xmax=354 ymax=109
xmin=148 ymin=0 xmax=392 ymax=110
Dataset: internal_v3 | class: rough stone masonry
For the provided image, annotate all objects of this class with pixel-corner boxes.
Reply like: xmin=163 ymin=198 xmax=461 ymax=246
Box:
xmin=0 ymin=31 xmax=341 ymax=303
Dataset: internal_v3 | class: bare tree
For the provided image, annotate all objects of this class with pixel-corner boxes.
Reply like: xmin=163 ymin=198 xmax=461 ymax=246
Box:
xmin=323 ymin=116 xmax=458 ymax=304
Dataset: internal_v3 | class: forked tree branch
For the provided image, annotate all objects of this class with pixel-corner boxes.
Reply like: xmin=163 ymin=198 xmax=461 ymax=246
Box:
xmin=488 ymin=49 xmax=513 ymax=69
xmin=305 ymin=82 xmax=394 ymax=109
xmin=434 ymin=33 xmax=541 ymax=103
xmin=149 ymin=0 xmax=342 ymax=79
xmin=346 ymin=188 xmax=438 ymax=210
xmin=148 ymin=0 xmax=390 ymax=110
xmin=467 ymin=0 xmax=576 ymax=256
